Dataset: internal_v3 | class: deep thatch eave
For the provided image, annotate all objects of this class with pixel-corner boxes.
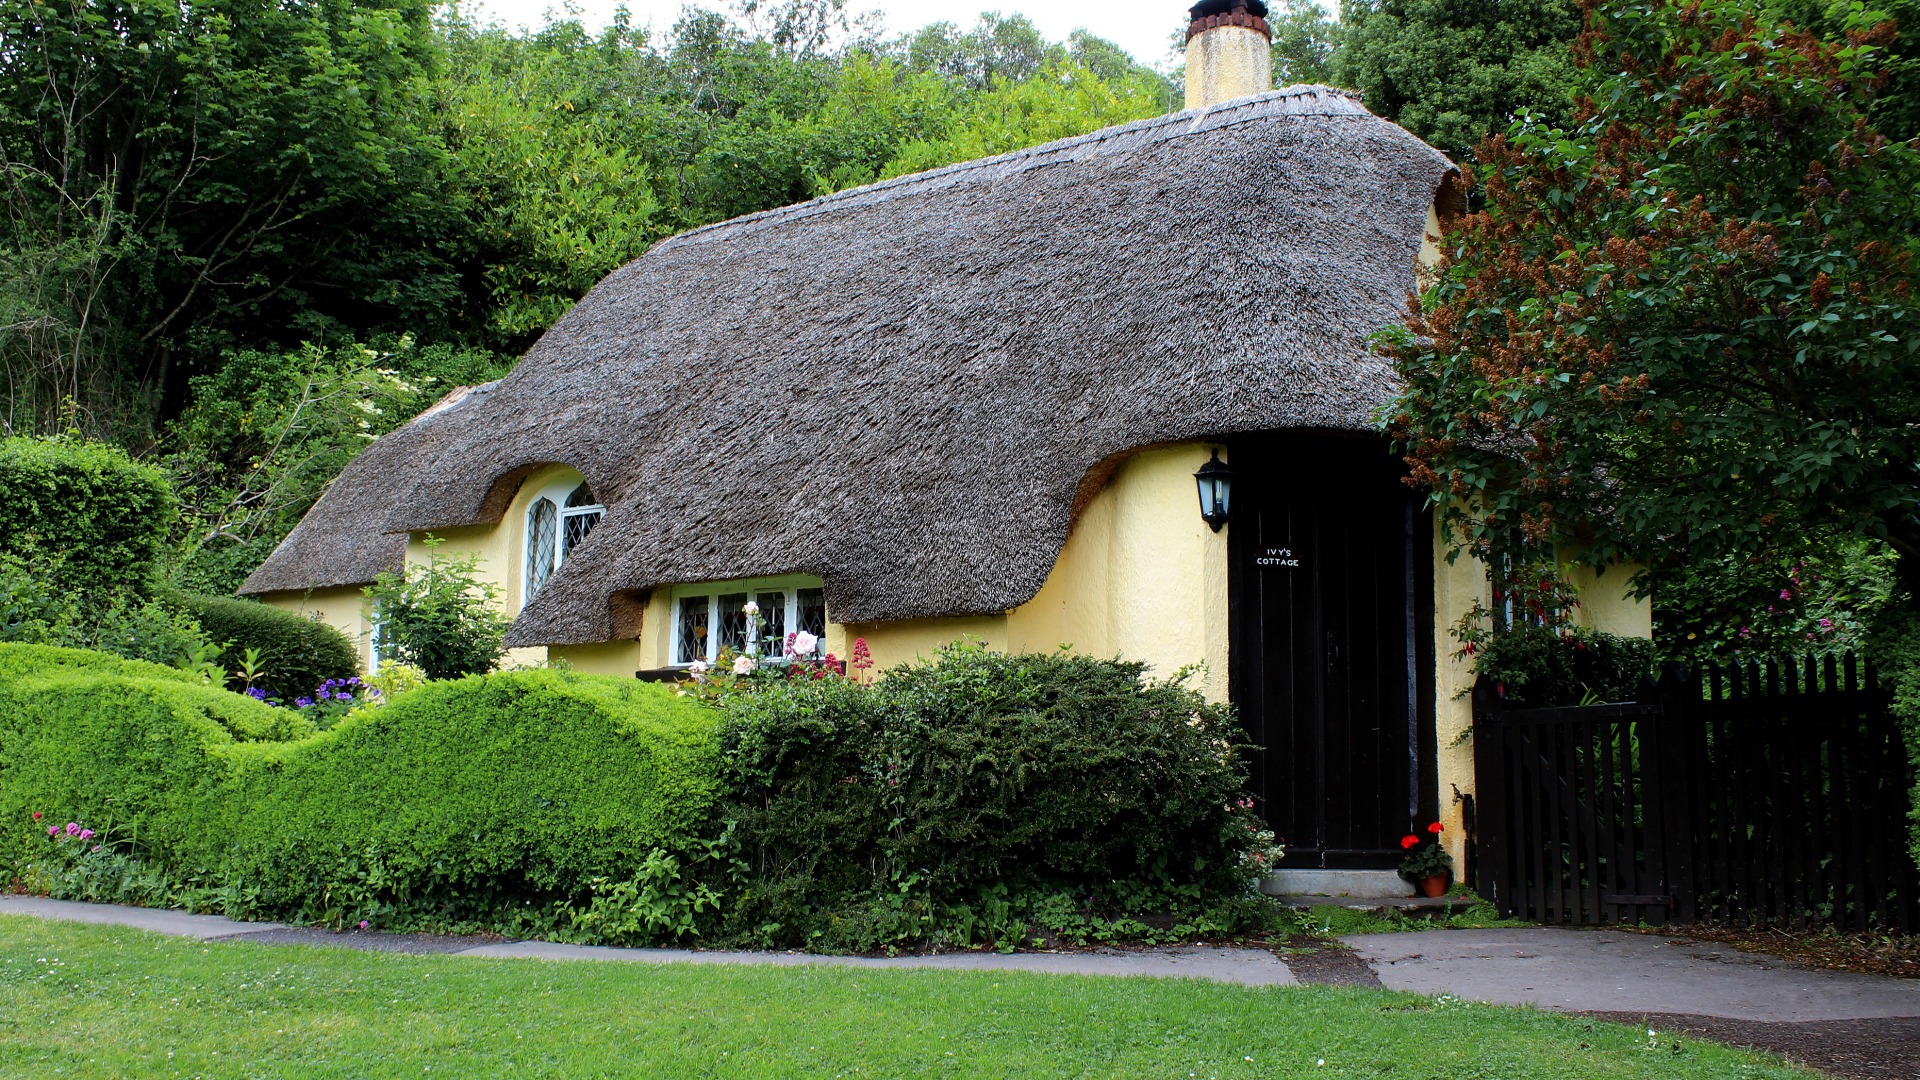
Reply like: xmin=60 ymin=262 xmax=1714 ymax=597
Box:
xmin=239 ymin=385 xmax=494 ymax=596
xmin=244 ymin=87 xmax=1456 ymax=645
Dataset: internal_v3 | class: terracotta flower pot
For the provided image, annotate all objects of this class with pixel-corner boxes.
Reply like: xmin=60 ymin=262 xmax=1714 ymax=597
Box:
xmin=1418 ymin=874 xmax=1449 ymax=898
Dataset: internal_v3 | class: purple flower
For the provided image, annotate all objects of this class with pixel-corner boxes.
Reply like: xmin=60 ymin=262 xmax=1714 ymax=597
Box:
xmin=358 ymin=920 xmax=369 ymax=930
xmin=77 ymin=829 xmax=93 ymax=840
xmin=47 ymin=826 xmax=58 ymax=838
xmin=246 ymin=687 xmax=267 ymax=700
xmin=65 ymin=822 xmax=79 ymax=837
xmin=295 ymin=697 xmax=313 ymax=708
xmin=91 ymin=845 xmax=101 ymax=853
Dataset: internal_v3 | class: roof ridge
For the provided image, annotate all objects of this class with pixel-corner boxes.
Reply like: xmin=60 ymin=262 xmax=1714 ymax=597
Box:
xmin=651 ymin=85 xmax=1376 ymax=253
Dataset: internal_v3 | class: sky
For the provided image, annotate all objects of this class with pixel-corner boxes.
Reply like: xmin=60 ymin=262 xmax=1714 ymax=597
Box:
xmin=462 ymin=0 xmax=1196 ymax=69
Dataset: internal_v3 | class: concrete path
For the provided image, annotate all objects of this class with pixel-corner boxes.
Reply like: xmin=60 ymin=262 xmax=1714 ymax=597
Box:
xmin=0 ymin=895 xmax=1293 ymax=986
xmin=1343 ymin=928 xmax=1920 ymax=1021
xmin=13 ymin=894 xmax=1920 ymax=1026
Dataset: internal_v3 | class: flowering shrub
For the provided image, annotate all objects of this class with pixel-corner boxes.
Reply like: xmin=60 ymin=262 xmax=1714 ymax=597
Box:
xmin=245 ymin=676 xmax=383 ymax=730
xmin=1398 ymin=822 xmax=1453 ymax=883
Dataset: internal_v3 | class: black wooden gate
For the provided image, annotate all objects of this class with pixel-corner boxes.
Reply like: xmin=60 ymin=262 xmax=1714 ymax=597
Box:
xmin=1473 ymin=656 xmax=1918 ymax=930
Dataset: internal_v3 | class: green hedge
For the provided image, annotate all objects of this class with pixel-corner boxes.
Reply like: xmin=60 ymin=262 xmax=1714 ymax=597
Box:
xmin=0 ymin=645 xmax=721 ymax=930
xmin=0 ymin=647 xmax=309 ymax=869
xmin=221 ymin=672 xmax=721 ymax=923
xmin=172 ymin=593 xmax=359 ymax=700
xmin=0 ymin=437 xmax=175 ymax=598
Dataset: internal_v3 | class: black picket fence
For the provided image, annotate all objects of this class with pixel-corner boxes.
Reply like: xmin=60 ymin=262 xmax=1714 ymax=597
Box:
xmin=1472 ymin=655 xmax=1918 ymax=930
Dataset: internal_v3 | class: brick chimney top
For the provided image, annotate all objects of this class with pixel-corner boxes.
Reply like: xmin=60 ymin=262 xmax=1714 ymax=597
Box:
xmin=1186 ymin=0 xmax=1272 ymax=43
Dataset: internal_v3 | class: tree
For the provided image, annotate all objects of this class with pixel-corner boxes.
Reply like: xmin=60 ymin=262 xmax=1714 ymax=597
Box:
xmin=0 ymin=0 xmax=467 ymax=437
xmin=1385 ymin=0 xmax=1920 ymax=598
xmin=1334 ymin=0 xmax=1585 ymax=160
xmin=1269 ymin=0 xmax=1342 ymax=86
xmin=1767 ymin=0 xmax=1920 ymax=140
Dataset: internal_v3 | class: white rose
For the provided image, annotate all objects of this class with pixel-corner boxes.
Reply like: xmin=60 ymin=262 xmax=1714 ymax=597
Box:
xmin=742 ymin=600 xmax=760 ymax=616
xmin=790 ymin=630 xmax=819 ymax=657
xmin=732 ymin=655 xmax=757 ymax=676
xmin=687 ymin=659 xmax=710 ymax=682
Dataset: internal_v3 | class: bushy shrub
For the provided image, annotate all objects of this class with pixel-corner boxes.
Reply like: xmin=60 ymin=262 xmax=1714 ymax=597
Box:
xmin=173 ymin=592 xmax=358 ymax=701
xmin=3 ymin=648 xmax=722 ymax=933
xmin=713 ymin=644 xmax=1267 ymax=950
xmin=1472 ymin=629 xmax=1657 ymax=708
xmin=0 ymin=562 xmax=212 ymax=671
xmin=1870 ymin=604 xmax=1920 ymax=860
xmin=0 ymin=436 xmax=175 ymax=599
xmin=365 ymin=543 xmax=510 ymax=680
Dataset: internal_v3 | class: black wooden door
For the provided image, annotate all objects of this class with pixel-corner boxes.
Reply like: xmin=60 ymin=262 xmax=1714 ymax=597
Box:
xmin=1229 ymin=433 xmax=1437 ymax=869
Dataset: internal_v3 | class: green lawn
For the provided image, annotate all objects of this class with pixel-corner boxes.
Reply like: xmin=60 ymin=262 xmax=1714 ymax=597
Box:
xmin=0 ymin=916 xmax=1812 ymax=1079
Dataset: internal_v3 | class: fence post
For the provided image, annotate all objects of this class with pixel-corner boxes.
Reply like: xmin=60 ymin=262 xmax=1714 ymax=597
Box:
xmin=1471 ymin=676 xmax=1512 ymax=915
xmin=1651 ymin=665 xmax=1700 ymax=924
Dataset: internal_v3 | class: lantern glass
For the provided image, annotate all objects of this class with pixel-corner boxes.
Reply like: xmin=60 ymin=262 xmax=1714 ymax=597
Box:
xmin=1194 ymin=450 xmax=1232 ymax=532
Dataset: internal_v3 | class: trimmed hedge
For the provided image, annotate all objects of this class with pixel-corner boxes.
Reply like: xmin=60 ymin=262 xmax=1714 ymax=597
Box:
xmin=222 ymin=672 xmax=721 ymax=923
xmin=173 ymin=592 xmax=359 ymax=700
xmin=0 ymin=647 xmax=309 ymax=869
xmin=0 ymin=645 xmax=721 ymax=929
xmin=0 ymin=437 xmax=175 ymax=598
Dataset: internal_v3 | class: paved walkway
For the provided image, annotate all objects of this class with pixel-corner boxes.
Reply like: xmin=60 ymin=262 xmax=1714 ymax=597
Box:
xmin=1343 ymin=928 xmax=1920 ymax=1022
xmin=0 ymin=895 xmax=1294 ymax=985
xmin=9 ymin=894 xmax=1920 ymax=1022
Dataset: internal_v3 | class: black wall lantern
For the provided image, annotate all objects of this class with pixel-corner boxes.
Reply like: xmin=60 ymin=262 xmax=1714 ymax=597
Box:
xmin=1194 ymin=449 xmax=1232 ymax=532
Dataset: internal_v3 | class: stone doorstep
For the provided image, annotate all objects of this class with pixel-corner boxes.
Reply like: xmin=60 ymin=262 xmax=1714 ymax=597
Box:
xmin=1261 ymin=869 xmax=1413 ymax=900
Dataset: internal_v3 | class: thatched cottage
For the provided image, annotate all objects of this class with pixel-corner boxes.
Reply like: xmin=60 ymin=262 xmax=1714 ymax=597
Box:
xmin=241 ymin=2 xmax=1649 ymax=874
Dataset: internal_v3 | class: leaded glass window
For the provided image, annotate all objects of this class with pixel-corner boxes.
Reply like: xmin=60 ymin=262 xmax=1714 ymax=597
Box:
xmin=757 ymin=591 xmax=787 ymax=657
xmin=675 ymin=595 xmax=711 ymax=665
xmin=521 ymin=476 xmax=605 ymax=609
xmin=670 ymin=580 xmax=829 ymax=667
xmin=525 ymin=498 xmax=558 ymax=597
xmin=717 ymin=593 xmax=750 ymax=654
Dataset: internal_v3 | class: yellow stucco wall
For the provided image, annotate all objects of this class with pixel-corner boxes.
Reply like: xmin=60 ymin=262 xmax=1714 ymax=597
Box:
xmin=1568 ymin=564 xmax=1654 ymax=639
xmin=1430 ymin=528 xmax=1492 ymax=868
xmin=1000 ymin=444 xmax=1232 ymax=701
xmin=1185 ymin=26 xmax=1273 ymax=111
xmin=257 ymin=585 xmax=379 ymax=672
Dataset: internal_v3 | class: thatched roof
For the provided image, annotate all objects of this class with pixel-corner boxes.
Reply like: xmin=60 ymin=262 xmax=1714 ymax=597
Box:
xmin=242 ymin=87 xmax=1455 ymax=646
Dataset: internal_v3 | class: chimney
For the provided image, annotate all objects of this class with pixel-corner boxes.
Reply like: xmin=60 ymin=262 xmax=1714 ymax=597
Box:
xmin=1184 ymin=1 xmax=1273 ymax=111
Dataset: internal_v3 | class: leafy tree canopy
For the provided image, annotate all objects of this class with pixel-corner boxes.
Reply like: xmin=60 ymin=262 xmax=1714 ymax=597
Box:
xmin=1386 ymin=0 xmax=1920 ymax=598
xmin=1334 ymin=0 xmax=1587 ymax=161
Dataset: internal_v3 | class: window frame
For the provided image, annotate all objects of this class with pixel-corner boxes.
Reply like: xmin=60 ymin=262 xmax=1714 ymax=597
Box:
xmin=522 ymin=477 xmax=605 ymax=606
xmin=670 ymin=576 xmax=827 ymax=668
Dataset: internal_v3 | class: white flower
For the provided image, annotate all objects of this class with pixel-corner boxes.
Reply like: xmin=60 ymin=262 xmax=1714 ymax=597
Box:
xmin=791 ymin=630 xmax=819 ymax=657
xmin=742 ymin=600 xmax=760 ymax=616
xmin=732 ymin=655 xmax=757 ymax=676
xmin=688 ymin=660 xmax=710 ymax=682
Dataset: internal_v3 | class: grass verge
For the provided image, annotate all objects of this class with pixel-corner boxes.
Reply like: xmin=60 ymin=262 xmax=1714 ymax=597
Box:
xmin=0 ymin=916 xmax=1815 ymax=1078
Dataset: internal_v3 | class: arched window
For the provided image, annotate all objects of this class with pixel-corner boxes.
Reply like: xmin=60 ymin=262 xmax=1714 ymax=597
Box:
xmin=525 ymin=498 xmax=559 ymax=597
xmin=523 ymin=476 xmax=606 ymax=602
